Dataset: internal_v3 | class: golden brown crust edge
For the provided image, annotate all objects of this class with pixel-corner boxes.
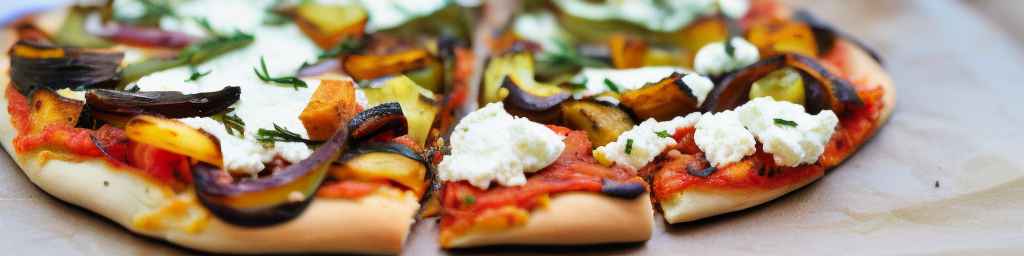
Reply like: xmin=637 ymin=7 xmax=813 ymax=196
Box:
xmin=660 ymin=39 xmax=896 ymax=224
xmin=0 ymin=11 xmax=418 ymax=255
xmin=444 ymin=192 xmax=654 ymax=248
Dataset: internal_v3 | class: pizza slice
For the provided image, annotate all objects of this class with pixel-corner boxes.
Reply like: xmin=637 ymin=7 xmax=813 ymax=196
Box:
xmin=1 ymin=0 xmax=478 ymax=254
xmin=436 ymin=102 xmax=653 ymax=248
xmin=473 ymin=0 xmax=892 ymax=225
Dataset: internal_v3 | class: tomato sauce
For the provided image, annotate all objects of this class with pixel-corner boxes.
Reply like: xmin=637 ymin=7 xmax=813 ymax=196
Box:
xmin=6 ymin=85 xmax=190 ymax=186
xmin=317 ymin=180 xmax=385 ymax=199
xmin=439 ymin=126 xmax=644 ymax=236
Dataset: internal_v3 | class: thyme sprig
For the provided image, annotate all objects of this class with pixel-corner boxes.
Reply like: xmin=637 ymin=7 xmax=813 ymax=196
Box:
xmin=254 ymin=56 xmax=307 ymax=90
xmin=256 ymin=124 xmax=316 ymax=145
xmin=211 ymin=108 xmax=245 ymax=136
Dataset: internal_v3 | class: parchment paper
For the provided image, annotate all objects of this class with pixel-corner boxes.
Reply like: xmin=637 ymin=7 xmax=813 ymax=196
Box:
xmin=1 ymin=0 xmax=1022 ymax=255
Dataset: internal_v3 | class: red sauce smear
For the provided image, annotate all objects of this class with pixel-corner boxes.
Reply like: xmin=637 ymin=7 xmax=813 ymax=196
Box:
xmin=6 ymin=85 xmax=189 ymax=186
xmin=439 ymin=126 xmax=644 ymax=232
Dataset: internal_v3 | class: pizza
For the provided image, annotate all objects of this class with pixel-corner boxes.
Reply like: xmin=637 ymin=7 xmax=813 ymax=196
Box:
xmin=1 ymin=0 xmax=475 ymax=254
xmin=0 ymin=0 xmax=893 ymax=254
xmin=443 ymin=0 xmax=892 ymax=245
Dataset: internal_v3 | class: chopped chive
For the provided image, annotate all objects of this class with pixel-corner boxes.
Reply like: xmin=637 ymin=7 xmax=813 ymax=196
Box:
xmin=724 ymin=38 xmax=736 ymax=57
xmin=625 ymin=138 xmax=634 ymax=154
xmin=655 ymin=130 xmax=672 ymax=138
xmin=773 ymin=118 xmax=797 ymax=127
xmin=462 ymin=195 xmax=476 ymax=205
xmin=603 ymin=78 xmax=620 ymax=93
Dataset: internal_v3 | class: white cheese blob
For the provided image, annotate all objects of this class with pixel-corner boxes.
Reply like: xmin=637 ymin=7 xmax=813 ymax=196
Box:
xmin=55 ymin=88 xmax=86 ymax=102
xmin=680 ymin=73 xmax=715 ymax=106
xmin=694 ymin=37 xmax=760 ymax=77
xmin=438 ymin=103 xmax=566 ymax=189
xmin=694 ymin=110 xmax=756 ymax=167
xmin=596 ymin=113 xmax=702 ymax=170
xmin=717 ymin=0 xmax=750 ymax=19
xmin=133 ymin=0 xmax=326 ymax=175
xmin=513 ymin=12 xmax=569 ymax=53
xmin=736 ymin=97 xmax=838 ymax=167
xmin=553 ymin=0 xmax=716 ymax=32
xmin=358 ymin=0 xmax=449 ymax=32
xmin=571 ymin=67 xmax=682 ymax=98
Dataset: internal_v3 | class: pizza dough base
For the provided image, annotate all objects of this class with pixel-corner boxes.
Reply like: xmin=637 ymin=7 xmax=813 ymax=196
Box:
xmin=0 ymin=15 xmax=419 ymax=255
xmin=659 ymin=39 xmax=896 ymax=224
xmin=444 ymin=192 xmax=654 ymax=248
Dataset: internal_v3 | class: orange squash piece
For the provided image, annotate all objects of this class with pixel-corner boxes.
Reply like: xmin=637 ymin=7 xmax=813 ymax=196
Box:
xmin=300 ymin=80 xmax=358 ymax=141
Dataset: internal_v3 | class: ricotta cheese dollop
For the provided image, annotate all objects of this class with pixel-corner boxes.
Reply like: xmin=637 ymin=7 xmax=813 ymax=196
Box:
xmin=438 ymin=103 xmax=566 ymax=189
xmin=694 ymin=37 xmax=759 ymax=77
xmin=736 ymin=97 xmax=839 ymax=167
xmin=596 ymin=113 xmax=702 ymax=170
xmin=694 ymin=110 xmax=756 ymax=167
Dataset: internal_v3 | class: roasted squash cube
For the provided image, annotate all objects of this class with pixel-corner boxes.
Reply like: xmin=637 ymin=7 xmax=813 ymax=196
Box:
xmin=300 ymin=79 xmax=358 ymax=141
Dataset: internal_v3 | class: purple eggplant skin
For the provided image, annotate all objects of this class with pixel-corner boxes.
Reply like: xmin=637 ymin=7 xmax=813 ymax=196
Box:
xmin=600 ymin=179 xmax=647 ymax=199
xmin=346 ymin=102 xmax=406 ymax=141
xmin=8 ymin=40 xmax=123 ymax=95
xmin=192 ymin=126 xmax=349 ymax=227
xmin=500 ymin=76 xmax=570 ymax=112
xmin=85 ymin=86 xmax=241 ymax=118
xmin=702 ymin=54 xmax=862 ymax=115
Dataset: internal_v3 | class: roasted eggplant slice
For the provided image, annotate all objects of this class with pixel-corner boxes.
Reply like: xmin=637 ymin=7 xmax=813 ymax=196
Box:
xmin=193 ymin=126 xmax=348 ymax=227
xmin=793 ymin=9 xmax=883 ymax=65
xmin=85 ymin=86 xmax=240 ymax=118
xmin=333 ymin=143 xmax=429 ymax=196
xmin=361 ymin=76 xmax=439 ymax=146
xmin=703 ymin=54 xmax=863 ymax=115
xmin=561 ymin=100 xmax=635 ymax=147
xmin=9 ymin=40 xmax=123 ymax=95
xmin=619 ymin=73 xmax=700 ymax=121
xmin=347 ymin=102 xmax=406 ymax=141
xmin=483 ymin=51 xmax=571 ymax=119
xmin=501 ymin=76 xmax=570 ymax=112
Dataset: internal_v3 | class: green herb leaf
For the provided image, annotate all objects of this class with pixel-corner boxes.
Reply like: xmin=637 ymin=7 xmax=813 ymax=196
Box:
xmin=317 ymin=38 xmax=364 ymax=60
xmin=462 ymin=195 xmax=476 ymax=205
xmin=655 ymin=130 xmax=672 ymax=138
xmin=571 ymin=77 xmax=588 ymax=91
xmin=256 ymin=123 xmax=316 ymax=145
xmin=774 ymin=118 xmax=798 ymax=127
xmin=253 ymin=56 xmax=308 ymax=90
xmin=193 ymin=17 xmax=220 ymax=37
xmin=625 ymin=138 xmax=634 ymax=154
xmin=724 ymin=38 xmax=736 ymax=57
xmin=603 ymin=78 xmax=621 ymax=93
xmin=211 ymin=108 xmax=245 ymax=136
xmin=185 ymin=66 xmax=211 ymax=82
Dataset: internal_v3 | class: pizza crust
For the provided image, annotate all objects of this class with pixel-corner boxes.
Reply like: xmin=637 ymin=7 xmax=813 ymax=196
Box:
xmin=444 ymin=192 xmax=654 ymax=248
xmin=658 ymin=39 xmax=895 ymax=224
xmin=0 ymin=12 xmax=419 ymax=255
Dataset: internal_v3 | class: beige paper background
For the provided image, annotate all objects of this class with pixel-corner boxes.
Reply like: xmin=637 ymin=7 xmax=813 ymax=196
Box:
xmin=1 ymin=0 xmax=1023 ymax=255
